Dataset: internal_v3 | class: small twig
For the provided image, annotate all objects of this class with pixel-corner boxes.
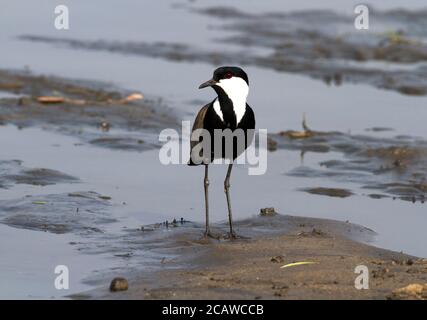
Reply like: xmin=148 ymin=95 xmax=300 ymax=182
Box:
xmin=302 ymin=112 xmax=311 ymax=132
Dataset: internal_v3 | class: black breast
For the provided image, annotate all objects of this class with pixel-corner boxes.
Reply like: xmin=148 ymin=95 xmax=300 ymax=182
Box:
xmin=189 ymin=100 xmax=255 ymax=165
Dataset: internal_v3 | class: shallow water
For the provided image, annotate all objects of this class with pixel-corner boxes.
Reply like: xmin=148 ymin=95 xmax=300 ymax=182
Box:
xmin=1 ymin=0 xmax=427 ymax=298
xmin=0 ymin=223 xmax=116 ymax=299
xmin=1 ymin=124 xmax=427 ymax=298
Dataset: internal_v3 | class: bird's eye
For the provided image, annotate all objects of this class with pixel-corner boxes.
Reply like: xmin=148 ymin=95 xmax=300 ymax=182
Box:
xmin=225 ymin=72 xmax=233 ymax=79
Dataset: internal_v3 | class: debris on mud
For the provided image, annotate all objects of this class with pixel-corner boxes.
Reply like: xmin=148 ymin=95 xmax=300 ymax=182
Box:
xmin=389 ymin=283 xmax=427 ymax=300
xmin=278 ymin=113 xmax=314 ymax=139
xmin=270 ymin=255 xmax=285 ymax=263
xmin=140 ymin=217 xmax=188 ymax=232
xmin=37 ymin=96 xmax=65 ymax=104
xmin=260 ymin=207 xmax=277 ymax=216
xmin=372 ymin=267 xmax=393 ymax=279
xmin=123 ymin=93 xmax=144 ymax=102
xmin=109 ymin=277 xmax=129 ymax=292
xmin=0 ymin=69 xmax=178 ymax=152
xmin=280 ymin=261 xmax=318 ymax=269
xmin=279 ymin=130 xmax=314 ymax=139
xmin=297 ymin=228 xmax=327 ymax=237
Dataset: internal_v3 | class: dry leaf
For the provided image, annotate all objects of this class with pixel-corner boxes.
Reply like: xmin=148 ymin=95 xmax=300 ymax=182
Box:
xmin=37 ymin=96 xmax=65 ymax=104
xmin=32 ymin=201 xmax=47 ymax=205
xmin=280 ymin=261 xmax=317 ymax=269
xmin=124 ymin=93 xmax=144 ymax=101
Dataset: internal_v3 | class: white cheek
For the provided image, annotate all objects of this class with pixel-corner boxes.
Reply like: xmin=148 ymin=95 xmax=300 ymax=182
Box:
xmin=218 ymin=77 xmax=249 ymax=99
xmin=217 ymin=77 xmax=249 ymax=125
xmin=213 ymin=99 xmax=224 ymax=121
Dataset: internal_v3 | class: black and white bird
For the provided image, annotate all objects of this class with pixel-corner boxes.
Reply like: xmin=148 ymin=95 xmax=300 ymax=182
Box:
xmin=188 ymin=66 xmax=255 ymax=239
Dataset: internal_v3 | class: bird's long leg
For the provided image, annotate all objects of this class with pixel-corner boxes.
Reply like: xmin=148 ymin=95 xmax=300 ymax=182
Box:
xmin=203 ymin=164 xmax=210 ymax=237
xmin=224 ymin=163 xmax=236 ymax=238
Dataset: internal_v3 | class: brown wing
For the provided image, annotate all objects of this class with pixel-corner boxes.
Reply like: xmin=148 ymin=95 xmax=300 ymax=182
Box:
xmin=190 ymin=104 xmax=209 ymax=150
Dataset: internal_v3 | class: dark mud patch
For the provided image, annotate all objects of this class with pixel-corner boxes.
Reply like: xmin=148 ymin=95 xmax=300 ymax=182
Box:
xmin=0 ymin=69 xmax=179 ymax=152
xmin=270 ymin=129 xmax=427 ymax=202
xmin=196 ymin=7 xmax=427 ymax=62
xmin=0 ymin=191 xmax=115 ymax=234
xmin=303 ymin=187 xmax=354 ymax=198
xmin=18 ymin=6 xmax=427 ymax=96
xmin=196 ymin=6 xmax=427 ymax=95
xmin=88 ymin=136 xmax=154 ymax=151
xmin=366 ymin=127 xmax=394 ymax=133
xmin=367 ymin=193 xmax=390 ymax=200
xmin=0 ymin=159 xmax=78 ymax=189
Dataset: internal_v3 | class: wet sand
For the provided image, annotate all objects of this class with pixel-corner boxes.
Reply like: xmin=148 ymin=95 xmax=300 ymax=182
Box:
xmin=77 ymin=214 xmax=427 ymax=300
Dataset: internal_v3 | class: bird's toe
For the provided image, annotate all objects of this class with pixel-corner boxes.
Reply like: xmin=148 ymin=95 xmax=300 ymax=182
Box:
xmin=202 ymin=231 xmax=220 ymax=240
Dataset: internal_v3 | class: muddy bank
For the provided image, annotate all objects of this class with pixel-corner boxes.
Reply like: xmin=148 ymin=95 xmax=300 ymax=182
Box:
xmin=196 ymin=7 xmax=427 ymax=63
xmin=268 ymin=123 xmax=427 ymax=203
xmin=18 ymin=5 xmax=427 ymax=96
xmin=0 ymin=69 xmax=178 ymax=151
xmin=74 ymin=214 xmax=427 ymax=300
xmin=196 ymin=6 xmax=427 ymax=96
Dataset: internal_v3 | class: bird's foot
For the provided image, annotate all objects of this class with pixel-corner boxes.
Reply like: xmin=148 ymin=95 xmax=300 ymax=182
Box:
xmin=202 ymin=230 xmax=220 ymax=240
xmin=224 ymin=231 xmax=248 ymax=240
xmin=228 ymin=232 xmax=238 ymax=240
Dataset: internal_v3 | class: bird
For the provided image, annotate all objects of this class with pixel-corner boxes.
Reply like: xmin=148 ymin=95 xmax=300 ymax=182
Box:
xmin=188 ymin=66 xmax=255 ymax=239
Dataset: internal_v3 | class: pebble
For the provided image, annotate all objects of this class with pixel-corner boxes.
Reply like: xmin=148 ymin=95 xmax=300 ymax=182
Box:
xmin=109 ymin=277 xmax=129 ymax=292
xmin=260 ymin=207 xmax=277 ymax=216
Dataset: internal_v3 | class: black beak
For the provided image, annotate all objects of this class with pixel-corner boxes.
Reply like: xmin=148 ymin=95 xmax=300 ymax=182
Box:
xmin=199 ymin=79 xmax=217 ymax=89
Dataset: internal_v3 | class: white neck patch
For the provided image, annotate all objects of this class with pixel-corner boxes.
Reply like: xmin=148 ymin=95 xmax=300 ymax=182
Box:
xmin=213 ymin=99 xmax=223 ymax=121
xmin=216 ymin=77 xmax=249 ymax=125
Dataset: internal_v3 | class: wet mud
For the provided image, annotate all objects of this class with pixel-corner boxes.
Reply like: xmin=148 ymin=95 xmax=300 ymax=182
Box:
xmin=270 ymin=128 xmax=427 ymax=202
xmin=303 ymin=187 xmax=354 ymax=198
xmin=76 ymin=213 xmax=427 ymax=300
xmin=0 ymin=69 xmax=178 ymax=152
xmin=197 ymin=7 xmax=427 ymax=95
xmin=19 ymin=6 xmax=427 ymax=96
xmin=69 ymin=212 xmax=374 ymax=291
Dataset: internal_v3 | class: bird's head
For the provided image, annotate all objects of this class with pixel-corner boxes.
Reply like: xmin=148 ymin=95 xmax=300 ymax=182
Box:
xmin=199 ymin=66 xmax=249 ymax=101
